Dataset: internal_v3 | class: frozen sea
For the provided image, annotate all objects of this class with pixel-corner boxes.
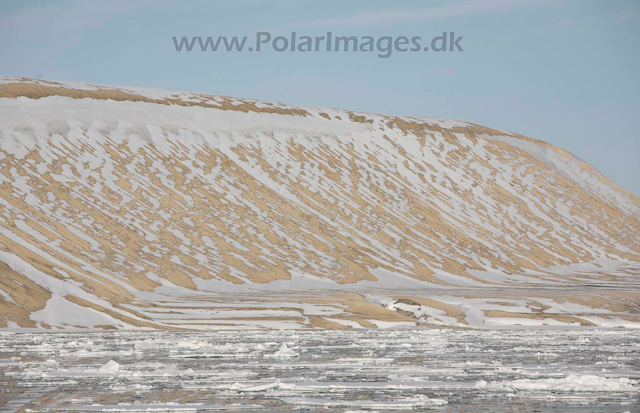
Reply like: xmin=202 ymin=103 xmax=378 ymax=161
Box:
xmin=1 ymin=329 xmax=638 ymax=412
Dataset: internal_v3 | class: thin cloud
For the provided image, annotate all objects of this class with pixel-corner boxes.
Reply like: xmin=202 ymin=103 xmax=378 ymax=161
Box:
xmin=288 ymin=0 xmax=545 ymax=29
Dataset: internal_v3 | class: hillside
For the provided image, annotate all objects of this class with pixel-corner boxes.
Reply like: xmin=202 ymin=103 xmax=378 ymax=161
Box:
xmin=1 ymin=76 xmax=639 ymax=330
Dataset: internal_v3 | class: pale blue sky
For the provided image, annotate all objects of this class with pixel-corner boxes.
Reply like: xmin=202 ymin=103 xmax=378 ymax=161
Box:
xmin=1 ymin=0 xmax=639 ymax=194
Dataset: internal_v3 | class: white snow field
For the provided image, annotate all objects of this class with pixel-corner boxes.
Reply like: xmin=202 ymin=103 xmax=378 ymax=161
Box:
xmin=1 ymin=329 xmax=638 ymax=411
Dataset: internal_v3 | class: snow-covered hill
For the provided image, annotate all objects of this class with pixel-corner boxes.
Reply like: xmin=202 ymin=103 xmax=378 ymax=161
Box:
xmin=1 ymin=76 xmax=639 ymax=330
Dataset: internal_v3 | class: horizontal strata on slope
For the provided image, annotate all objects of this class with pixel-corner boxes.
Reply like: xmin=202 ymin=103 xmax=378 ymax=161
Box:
xmin=0 ymin=76 xmax=639 ymax=330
